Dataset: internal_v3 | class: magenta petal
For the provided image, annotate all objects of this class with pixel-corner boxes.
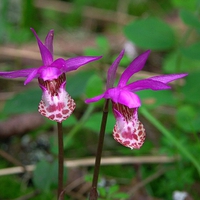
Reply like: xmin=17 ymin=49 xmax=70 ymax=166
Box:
xmin=0 ymin=68 xmax=37 ymax=79
xmin=30 ymin=28 xmax=53 ymax=66
xmin=24 ymin=68 xmax=39 ymax=85
xmin=124 ymin=79 xmax=171 ymax=92
xmin=106 ymin=50 xmax=125 ymax=89
xmin=117 ymin=90 xmax=141 ymax=108
xmin=39 ymin=67 xmax=62 ymax=81
xmin=85 ymin=94 xmax=105 ymax=103
xmin=148 ymin=73 xmax=188 ymax=83
xmin=64 ymin=56 xmax=102 ymax=72
xmin=118 ymin=50 xmax=150 ymax=87
xmin=45 ymin=30 xmax=54 ymax=56
xmin=51 ymin=58 xmax=66 ymax=69
xmin=105 ymin=88 xmax=141 ymax=108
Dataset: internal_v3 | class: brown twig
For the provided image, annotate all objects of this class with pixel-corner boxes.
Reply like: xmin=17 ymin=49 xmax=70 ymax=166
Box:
xmin=34 ymin=0 xmax=135 ymax=25
xmin=64 ymin=176 xmax=85 ymax=193
xmin=128 ymin=167 xmax=170 ymax=196
xmin=64 ymin=191 xmax=85 ymax=200
xmin=0 ymin=46 xmax=66 ymax=61
xmin=61 ymin=177 xmax=91 ymax=199
xmin=0 ymin=149 xmax=26 ymax=172
xmin=13 ymin=190 xmax=40 ymax=200
xmin=0 ymin=155 xmax=180 ymax=177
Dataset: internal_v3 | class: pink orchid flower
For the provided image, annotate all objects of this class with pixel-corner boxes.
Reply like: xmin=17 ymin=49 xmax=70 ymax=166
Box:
xmin=85 ymin=50 xmax=187 ymax=149
xmin=0 ymin=28 xmax=101 ymax=122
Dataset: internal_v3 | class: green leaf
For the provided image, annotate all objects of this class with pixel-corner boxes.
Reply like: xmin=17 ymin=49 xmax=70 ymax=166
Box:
xmin=84 ymin=112 xmax=115 ymax=133
xmin=108 ymin=185 xmax=119 ymax=195
xmin=3 ymin=88 xmax=41 ymax=115
xmin=85 ymin=74 xmax=104 ymax=106
xmin=21 ymin=0 xmax=35 ymax=29
xmin=29 ymin=192 xmax=56 ymax=200
xmin=84 ymin=35 xmax=110 ymax=59
xmin=98 ymin=187 xmax=107 ymax=197
xmin=96 ymin=35 xmax=109 ymax=52
xmin=180 ymin=42 xmax=200 ymax=60
xmin=33 ymin=160 xmax=67 ymax=192
xmin=112 ymin=192 xmax=130 ymax=199
xmin=0 ymin=175 xmax=33 ymax=199
xmin=180 ymin=72 xmax=200 ymax=104
xmin=62 ymin=115 xmax=77 ymax=127
xmin=180 ymin=10 xmax=200 ymax=29
xmin=140 ymin=106 xmax=200 ymax=175
xmin=137 ymin=89 xmax=176 ymax=108
xmin=84 ymin=48 xmax=102 ymax=56
xmin=33 ymin=160 xmax=52 ymax=192
xmin=175 ymin=105 xmax=200 ymax=132
xmin=171 ymin=0 xmax=198 ymax=11
xmin=47 ymin=160 xmax=59 ymax=188
xmin=124 ymin=17 xmax=176 ymax=50
xmin=163 ymin=51 xmax=200 ymax=73
xmin=67 ymin=70 xmax=94 ymax=98
xmin=9 ymin=28 xmax=32 ymax=44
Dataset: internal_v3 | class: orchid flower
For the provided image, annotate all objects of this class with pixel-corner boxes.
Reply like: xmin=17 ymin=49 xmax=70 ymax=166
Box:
xmin=0 ymin=28 xmax=101 ymax=122
xmin=85 ymin=50 xmax=187 ymax=149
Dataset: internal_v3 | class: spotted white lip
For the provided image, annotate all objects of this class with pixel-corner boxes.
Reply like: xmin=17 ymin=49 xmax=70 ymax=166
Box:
xmin=112 ymin=103 xmax=146 ymax=149
xmin=38 ymin=73 xmax=76 ymax=123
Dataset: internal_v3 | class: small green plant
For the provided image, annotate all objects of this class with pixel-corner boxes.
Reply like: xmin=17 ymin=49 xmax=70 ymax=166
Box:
xmin=98 ymin=184 xmax=129 ymax=200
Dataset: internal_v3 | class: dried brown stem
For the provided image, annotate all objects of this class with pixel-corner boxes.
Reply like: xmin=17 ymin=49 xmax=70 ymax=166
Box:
xmin=0 ymin=155 xmax=179 ymax=176
xmin=34 ymin=0 xmax=134 ymax=25
xmin=128 ymin=167 xmax=169 ymax=196
xmin=13 ymin=190 xmax=40 ymax=200
xmin=0 ymin=149 xmax=26 ymax=172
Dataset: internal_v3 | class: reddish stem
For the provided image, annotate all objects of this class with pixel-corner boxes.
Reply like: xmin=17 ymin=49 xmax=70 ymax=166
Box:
xmin=57 ymin=122 xmax=64 ymax=200
xmin=89 ymin=99 xmax=110 ymax=200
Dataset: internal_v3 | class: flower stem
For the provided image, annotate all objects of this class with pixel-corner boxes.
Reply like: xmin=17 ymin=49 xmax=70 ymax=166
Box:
xmin=140 ymin=107 xmax=200 ymax=176
xmin=57 ymin=122 xmax=64 ymax=200
xmin=89 ymin=99 xmax=110 ymax=200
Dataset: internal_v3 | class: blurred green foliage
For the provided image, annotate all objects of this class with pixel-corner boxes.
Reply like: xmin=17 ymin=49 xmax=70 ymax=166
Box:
xmin=124 ymin=17 xmax=176 ymax=50
xmin=1 ymin=0 xmax=200 ymax=199
xmin=33 ymin=159 xmax=67 ymax=192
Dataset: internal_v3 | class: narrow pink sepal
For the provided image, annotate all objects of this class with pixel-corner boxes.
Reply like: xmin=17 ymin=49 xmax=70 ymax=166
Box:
xmin=149 ymin=73 xmax=188 ymax=83
xmin=64 ymin=56 xmax=102 ymax=72
xmin=30 ymin=28 xmax=53 ymax=66
xmin=0 ymin=68 xmax=37 ymax=79
xmin=106 ymin=49 xmax=125 ymax=89
xmin=45 ymin=30 xmax=54 ymax=55
xmin=85 ymin=93 xmax=105 ymax=104
xmin=24 ymin=68 xmax=39 ymax=85
xmin=124 ymin=79 xmax=171 ymax=92
xmin=118 ymin=50 xmax=150 ymax=87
